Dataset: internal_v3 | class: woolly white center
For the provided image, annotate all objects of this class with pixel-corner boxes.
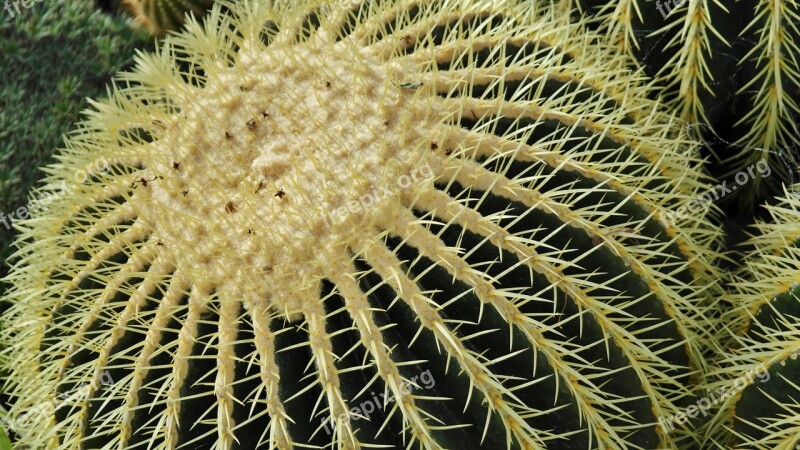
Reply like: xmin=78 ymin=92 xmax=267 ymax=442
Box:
xmin=131 ymin=34 xmax=443 ymax=316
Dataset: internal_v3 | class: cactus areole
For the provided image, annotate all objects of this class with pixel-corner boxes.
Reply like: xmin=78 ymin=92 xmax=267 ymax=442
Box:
xmin=0 ymin=1 xmax=723 ymax=449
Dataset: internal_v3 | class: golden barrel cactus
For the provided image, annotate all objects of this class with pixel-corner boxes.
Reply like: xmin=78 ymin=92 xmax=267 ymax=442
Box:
xmin=1 ymin=0 xmax=724 ymax=448
xmin=702 ymin=184 xmax=800 ymax=449
xmin=557 ymin=0 xmax=800 ymax=206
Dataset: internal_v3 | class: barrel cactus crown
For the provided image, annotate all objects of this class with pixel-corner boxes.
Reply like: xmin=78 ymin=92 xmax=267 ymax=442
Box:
xmin=1 ymin=0 xmax=724 ymax=448
xmin=559 ymin=0 xmax=800 ymax=204
xmin=122 ymin=0 xmax=215 ymax=36
xmin=702 ymin=185 xmax=800 ymax=449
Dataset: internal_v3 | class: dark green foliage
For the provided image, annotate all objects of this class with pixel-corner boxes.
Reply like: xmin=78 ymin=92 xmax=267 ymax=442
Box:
xmin=0 ymin=0 xmax=153 ymax=280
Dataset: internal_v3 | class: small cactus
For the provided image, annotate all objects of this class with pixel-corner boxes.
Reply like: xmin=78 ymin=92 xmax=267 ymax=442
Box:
xmin=558 ymin=0 xmax=800 ymax=207
xmin=122 ymin=0 xmax=215 ymax=36
xmin=702 ymin=184 xmax=800 ymax=449
xmin=1 ymin=0 xmax=725 ymax=448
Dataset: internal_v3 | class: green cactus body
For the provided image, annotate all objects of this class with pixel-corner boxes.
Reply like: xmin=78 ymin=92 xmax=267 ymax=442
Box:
xmin=559 ymin=0 xmax=800 ymax=205
xmin=123 ymin=0 xmax=215 ymax=36
xmin=1 ymin=0 xmax=724 ymax=448
xmin=702 ymin=187 xmax=800 ymax=449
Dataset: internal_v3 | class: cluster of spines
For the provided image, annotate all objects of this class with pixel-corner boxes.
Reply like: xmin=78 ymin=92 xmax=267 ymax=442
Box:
xmin=0 ymin=1 xmax=725 ymax=449
xmin=557 ymin=0 xmax=800 ymax=202
xmin=701 ymin=184 xmax=800 ymax=449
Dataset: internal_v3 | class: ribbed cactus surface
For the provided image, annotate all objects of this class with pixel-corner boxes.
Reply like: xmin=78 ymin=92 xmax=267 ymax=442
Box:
xmin=123 ymin=0 xmax=215 ymax=35
xmin=1 ymin=1 xmax=724 ymax=449
xmin=558 ymin=0 xmax=800 ymax=205
xmin=702 ymin=185 xmax=800 ymax=449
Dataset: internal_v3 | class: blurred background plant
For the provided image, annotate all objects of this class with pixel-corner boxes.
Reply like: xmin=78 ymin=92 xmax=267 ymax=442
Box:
xmin=0 ymin=0 xmax=153 ymax=288
xmin=120 ymin=0 xmax=215 ymax=36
